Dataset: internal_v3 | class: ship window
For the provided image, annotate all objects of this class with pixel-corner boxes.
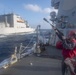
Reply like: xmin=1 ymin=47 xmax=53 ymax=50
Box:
xmin=54 ymin=2 xmax=60 ymax=9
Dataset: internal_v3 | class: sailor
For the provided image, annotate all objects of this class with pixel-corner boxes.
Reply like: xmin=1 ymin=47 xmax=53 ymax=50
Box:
xmin=56 ymin=31 xmax=76 ymax=75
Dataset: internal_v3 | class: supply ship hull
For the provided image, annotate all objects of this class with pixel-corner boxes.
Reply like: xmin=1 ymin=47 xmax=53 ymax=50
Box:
xmin=0 ymin=13 xmax=35 ymax=35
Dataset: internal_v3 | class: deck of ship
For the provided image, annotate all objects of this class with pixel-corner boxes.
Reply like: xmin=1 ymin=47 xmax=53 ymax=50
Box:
xmin=0 ymin=45 xmax=62 ymax=75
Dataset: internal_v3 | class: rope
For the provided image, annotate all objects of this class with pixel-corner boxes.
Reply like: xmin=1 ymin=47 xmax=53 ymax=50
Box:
xmin=19 ymin=25 xmax=39 ymax=51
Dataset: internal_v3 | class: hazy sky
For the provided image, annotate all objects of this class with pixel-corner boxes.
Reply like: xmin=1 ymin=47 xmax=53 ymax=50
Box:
xmin=0 ymin=0 xmax=57 ymax=29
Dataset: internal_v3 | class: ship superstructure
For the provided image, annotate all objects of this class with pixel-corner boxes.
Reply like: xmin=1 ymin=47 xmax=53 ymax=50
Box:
xmin=0 ymin=13 xmax=35 ymax=35
xmin=49 ymin=0 xmax=76 ymax=46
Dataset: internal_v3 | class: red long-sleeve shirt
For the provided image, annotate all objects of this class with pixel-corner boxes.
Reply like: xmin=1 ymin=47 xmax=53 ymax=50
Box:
xmin=56 ymin=39 xmax=76 ymax=59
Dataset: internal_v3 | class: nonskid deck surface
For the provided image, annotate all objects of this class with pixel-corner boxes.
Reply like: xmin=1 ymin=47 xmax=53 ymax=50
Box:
xmin=0 ymin=55 xmax=61 ymax=75
xmin=0 ymin=45 xmax=62 ymax=75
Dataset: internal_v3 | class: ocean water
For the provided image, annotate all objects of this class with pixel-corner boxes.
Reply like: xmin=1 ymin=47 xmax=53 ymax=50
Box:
xmin=0 ymin=29 xmax=51 ymax=62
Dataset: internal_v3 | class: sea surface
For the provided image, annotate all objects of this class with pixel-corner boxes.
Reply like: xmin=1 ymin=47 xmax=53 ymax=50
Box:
xmin=0 ymin=29 xmax=51 ymax=62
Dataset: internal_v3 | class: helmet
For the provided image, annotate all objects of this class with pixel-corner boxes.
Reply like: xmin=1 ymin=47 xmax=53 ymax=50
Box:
xmin=68 ymin=30 xmax=76 ymax=39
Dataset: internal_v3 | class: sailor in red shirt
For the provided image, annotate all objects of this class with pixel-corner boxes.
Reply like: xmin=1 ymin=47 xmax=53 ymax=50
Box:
xmin=57 ymin=38 xmax=76 ymax=59
xmin=56 ymin=31 xmax=76 ymax=75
